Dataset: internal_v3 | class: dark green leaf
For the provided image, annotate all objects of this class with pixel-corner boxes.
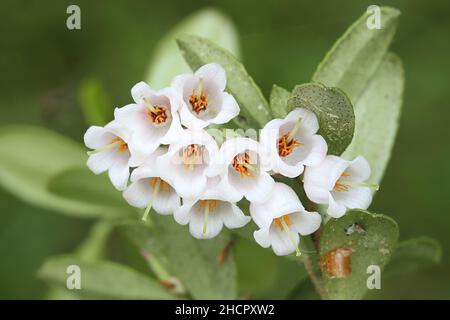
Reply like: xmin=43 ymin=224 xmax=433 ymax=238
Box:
xmin=122 ymin=215 xmax=237 ymax=299
xmin=319 ymin=209 xmax=399 ymax=299
xmin=269 ymin=84 xmax=290 ymax=118
xmin=288 ymin=83 xmax=355 ymax=155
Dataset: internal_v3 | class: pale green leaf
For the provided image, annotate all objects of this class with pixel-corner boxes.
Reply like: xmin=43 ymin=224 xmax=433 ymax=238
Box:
xmin=0 ymin=126 xmax=116 ymax=217
xmin=288 ymin=83 xmax=355 ymax=155
xmin=122 ymin=215 xmax=237 ymax=299
xmin=385 ymin=237 xmax=442 ymax=276
xmin=37 ymin=255 xmax=176 ymax=299
xmin=47 ymin=166 xmax=132 ymax=218
xmin=319 ymin=209 xmax=399 ymax=299
xmin=269 ymin=84 xmax=290 ymax=118
xmin=177 ymin=35 xmax=271 ymax=128
xmin=146 ymin=8 xmax=240 ymax=89
xmin=78 ymin=79 xmax=112 ymax=126
xmin=342 ymin=53 xmax=403 ymax=184
xmin=313 ymin=6 xmax=400 ymax=102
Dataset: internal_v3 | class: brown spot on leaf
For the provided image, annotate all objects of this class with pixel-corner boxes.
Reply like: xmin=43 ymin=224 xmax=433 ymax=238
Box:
xmin=217 ymin=240 xmax=233 ymax=265
xmin=345 ymin=222 xmax=366 ymax=236
xmin=321 ymin=247 xmax=353 ymax=278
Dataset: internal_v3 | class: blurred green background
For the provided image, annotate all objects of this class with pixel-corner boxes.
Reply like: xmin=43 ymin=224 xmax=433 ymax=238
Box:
xmin=0 ymin=0 xmax=449 ymax=299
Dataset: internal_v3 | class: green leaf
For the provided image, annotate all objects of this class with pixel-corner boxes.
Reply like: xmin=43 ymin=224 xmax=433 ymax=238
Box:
xmin=122 ymin=215 xmax=237 ymax=299
xmin=385 ymin=237 xmax=442 ymax=276
xmin=342 ymin=53 xmax=403 ymax=184
xmin=312 ymin=6 xmax=400 ymax=102
xmin=0 ymin=125 xmax=115 ymax=217
xmin=319 ymin=209 xmax=399 ymax=299
xmin=177 ymin=35 xmax=271 ymax=128
xmin=269 ymin=85 xmax=290 ymax=118
xmin=146 ymin=8 xmax=240 ymax=89
xmin=78 ymin=79 xmax=112 ymax=126
xmin=37 ymin=255 xmax=176 ymax=299
xmin=288 ymin=83 xmax=355 ymax=155
xmin=47 ymin=166 xmax=132 ymax=218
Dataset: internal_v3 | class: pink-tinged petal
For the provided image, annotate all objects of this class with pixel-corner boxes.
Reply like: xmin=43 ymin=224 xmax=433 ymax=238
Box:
xmin=86 ymin=149 xmax=117 ymax=174
xmin=180 ymin=104 xmax=209 ymax=129
xmin=131 ymin=81 xmax=153 ymax=103
xmin=171 ymin=73 xmax=192 ymax=92
xmin=254 ymin=228 xmax=271 ymax=248
xmin=285 ymin=108 xmax=319 ymax=135
xmin=347 ymin=156 xmax=371 ymax=182
xmin=301 ymin=134 xmax=328 ymax=167
xmin=209 ymin=92 xmax=239 ymax=125
xmin=244 ymin=172 xmax=275 ymax=203
xmin=174 ymin=200 xmax=196 ymax=225
xmin=334 ymin=186 xmax=372 ymax=211
xmin=113 ymin=104 xmax=139 ymax=126
xmin=108 ymin=154 xmax=130 ymax=190
xmin=270 ymin=227 xmax=299 ymax=256
xmin=290 ymin=211 xmax=322 ymax=235
xmin=327 ymin=194 xmax=347 ymax=218
xmin=153 ymin=190 xmax=180 ymax=215
xmin=189 ymin=208 xmax=223 ymax=239
xmin=123 ymin=180 xmax=152 ymax=208
xmin=84 ymin=126 xmax=114 ymax=150
xmin=220 ymin=203 xmax=251 ymax=229
xmin=195 ymin=63 xmax=226 ymax=91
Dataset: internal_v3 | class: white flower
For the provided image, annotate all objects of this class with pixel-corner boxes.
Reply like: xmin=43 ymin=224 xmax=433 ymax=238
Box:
xmin=114 ymin=81 xmax=183 ymax=166
xmin=210 ymin=137 xmax=275 ymax=203
xmin=304 ymin=155 xmax=377 ymax=218
xmin=250 ymin=182 xmax=321 ymax=256
xmin=123 ymin=148 xmax=180 ymax=221
xmin=174 ymin=178 xmax=250 ymax=239
xmin=171 ymin=63 xmax=239 ymax=129
xmin=260 ymin=108 xmax=327 ymax=178
xmin=156 ymin=129 xmax=219 ymax=199
xmin=84 ymin=120 xmax=132 ymax=191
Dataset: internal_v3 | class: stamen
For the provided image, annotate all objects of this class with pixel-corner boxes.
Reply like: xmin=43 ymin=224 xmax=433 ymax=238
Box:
xmin=87 ymin=137 xmax=128 ymax=155
xmin=189 ymin=78 xmax=208 ymax=114
xmin=232 ymin=152 xmax=256 ymax=179
xmin=182 ymin=144 xmax=203 ymax=170
xmin=277 ymin=134 xmax=303 ymax=157
xmin=142 ymin=178 xmax=161 ymax=221
xmin=279 ymin=216 xmax=301 ymax=256
xmin=287 ymin=117 xmax=303 ymax=143
xmin=199 ymin=200 xmax=218 ymax=238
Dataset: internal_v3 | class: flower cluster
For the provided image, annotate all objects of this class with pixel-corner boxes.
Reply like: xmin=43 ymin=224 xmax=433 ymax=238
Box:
xmin=84 ymin=63 xmax=378 ymax=256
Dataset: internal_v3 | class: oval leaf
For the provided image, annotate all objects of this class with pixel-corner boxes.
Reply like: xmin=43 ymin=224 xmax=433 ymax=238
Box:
xmin=78 ymin=78 xmax=112 ymax=126
xmin=269 ymin=84 xmax=290 ymax=119
xmin=37 ymin=255 xmax=176 ymax=299
xmin=177 ymin=35 xmax=271 ymax=128
xmin=288 ymin=83 xmax=355 ymax=155
xmin=0 ymin=126 xmax=115 ymax=217
xmin=319 ymin=209 xmax=399 ymax=299
xmin=122 ymin=215 xmax=238 ymax=300
xmin=313 ymin=6 xmax=400 ymax=102
xmin=146 ymin=8 xmax=240 ymax=89
xmin=342 ymin=53 xmax=403 ymax=184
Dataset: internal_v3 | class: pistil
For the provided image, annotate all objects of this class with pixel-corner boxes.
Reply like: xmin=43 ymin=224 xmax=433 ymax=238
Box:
xmin=142 ymin=178 xmax=161 ymax=221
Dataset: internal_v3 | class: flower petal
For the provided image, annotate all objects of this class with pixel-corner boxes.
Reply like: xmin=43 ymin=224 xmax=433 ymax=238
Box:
xmin=195 ymin=63 xmax=226 ymax=91
xmin=243 ymin=172 xmax=275 ymax=203
xmin=108 ymin=154 xmax=130 ymax=190
xmin=123 ymin=180 xmax=152 ymax=208
xmin=220 ymin=203 xmax=251 ymax=229
xmin=174 ymin=199 xmax=196 ymax=225
xmin=327 ymin=194 xmax=347 ymax=218
xmin=86 ymin=149 xmax=118 ymax=174
xmin=285 ymin=108 xmax=319 ymax=135
xmin=290 ymin=211 xmax=322 ymax=235
xmin=270 ymin=227 xmax=299 ymax=256
xmin=189 ymin=207 xmax=223 ymax=239
xmin=84 ymin=126 xmax=114 ymax=150
xmin=131 ymin=81 xmax=153 ymax=103
xmin=254 ymin=227 xmax=271 ymax=248
xmin=347 ymin=156 xmax=371 ymax=182
xmin=153 ymin=189 xmax=180 ymax=215
xmin=209 ymin=92 xmax=239 ymax=124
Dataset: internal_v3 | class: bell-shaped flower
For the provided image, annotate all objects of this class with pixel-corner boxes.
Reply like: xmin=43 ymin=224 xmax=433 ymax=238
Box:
xmin=123 ymin=148 xmax=180 ymax=221
xmin=84 ymin=120 xmax=133 ymax=191
xmin=250 ymin=182 xmax=321 ymax=256
xmin=303 ymin=155 xmax=378 ymax=218
xmin=260 ymin=108 xmax=327 ymax=178
xmin=156 ymin=129 xmax=219 ymax=199
xmin=210 ymin=137 xmax=275 ymax=203
xmin=114 ymin=81 xmax=183 ymax=166
xmin=174 ymin=178 xmax=250 ymax=239
xmin=171 ymin=63 xmax=239 ymax=129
